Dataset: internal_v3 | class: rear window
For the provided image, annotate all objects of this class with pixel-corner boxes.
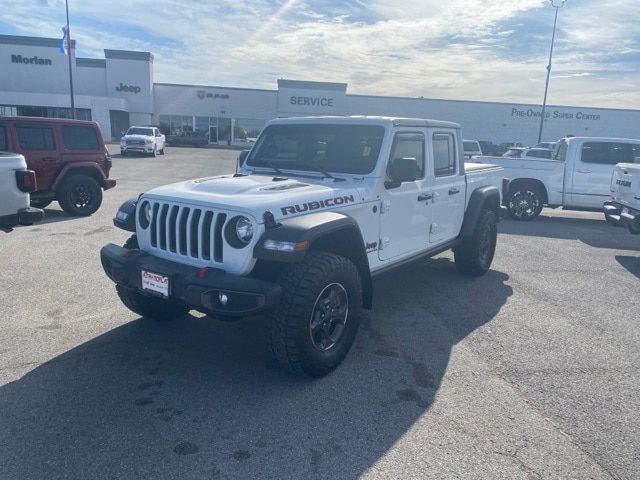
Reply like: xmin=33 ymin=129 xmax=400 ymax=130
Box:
xmin=463 ymin=141 xmax=479 ymax=152
xmin=17 ymin=125 xmax=56 ymax=151
xmin=581 ymin=142 xmax=635 ymax=165
xmin=0 ymin=125 xmax=6 ymax=150
xmin=527 ymin=149 xmax=552 ymax=159
xmin=62 ymin=125 xmax=100 ymax=150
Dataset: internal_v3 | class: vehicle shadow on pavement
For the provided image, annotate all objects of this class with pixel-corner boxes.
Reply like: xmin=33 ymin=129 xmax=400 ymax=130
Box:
xmin=499 ymin=214 xmax=640 ymax=251
xmin=615 ymin=255 xmax=640 ymax=278
xmin=33 ymin=207 xmax=83 ymax=226
xmin=0 ymin=257 xmax=511 ymax=480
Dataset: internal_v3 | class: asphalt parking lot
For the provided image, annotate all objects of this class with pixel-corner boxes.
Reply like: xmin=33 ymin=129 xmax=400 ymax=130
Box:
xmin=1 ymin=146 xmax=639 ymax=479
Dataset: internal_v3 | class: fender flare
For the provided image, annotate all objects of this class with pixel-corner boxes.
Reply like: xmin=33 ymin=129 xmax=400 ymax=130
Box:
xmin=254 ymin=212 xmax=373 ymax=309
xmin=52 ymin=162 xmax=109 ymax=190
xmin=460 ymin=186 xmax=501 ymax=238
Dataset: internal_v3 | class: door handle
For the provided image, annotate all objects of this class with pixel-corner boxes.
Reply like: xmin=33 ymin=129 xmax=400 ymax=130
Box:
xmin=448 ymin=187 xmax=460 ymax=195
xmin=577 ymin=169 xmax=592 ymax=173
xmin=418 ymin=193 xmax=433 ymax=202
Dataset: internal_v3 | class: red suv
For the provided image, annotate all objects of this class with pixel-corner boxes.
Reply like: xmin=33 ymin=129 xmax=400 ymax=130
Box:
xmin=0 ymin=116 xmax=116 ymax=216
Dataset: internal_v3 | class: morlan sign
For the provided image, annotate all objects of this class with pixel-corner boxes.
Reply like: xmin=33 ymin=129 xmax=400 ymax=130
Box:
xmin=11 ymin=54 xmax=52 ymax=66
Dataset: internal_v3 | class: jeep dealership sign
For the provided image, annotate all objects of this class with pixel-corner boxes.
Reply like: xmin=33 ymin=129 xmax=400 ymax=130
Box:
xmin=11 ymin=54 xmax=52 ymax=66
xmin=116 ymin=82 xmax=141 ymax=94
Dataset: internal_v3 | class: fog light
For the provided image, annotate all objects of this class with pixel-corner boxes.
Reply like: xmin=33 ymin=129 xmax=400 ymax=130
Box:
xmin=219 ymin=292 xmax=229 ymax=306
xmin=116 ymin=210 xmax=128 ymax=222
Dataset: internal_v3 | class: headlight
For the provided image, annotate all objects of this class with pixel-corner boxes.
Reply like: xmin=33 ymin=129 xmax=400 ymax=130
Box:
xmin=235 ymin=216 xmax=254 ymax=244
xmin=225 ymin=215 xmax=254 ymax=248
xmin=138 ymin=201 xmax=152 ymax=229
xmin=145 ymin=138 xmax=153 ymax=144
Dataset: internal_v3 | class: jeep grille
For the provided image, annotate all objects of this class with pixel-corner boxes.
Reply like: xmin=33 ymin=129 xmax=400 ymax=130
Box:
xmin=147 ymin=202 xmax=227 ymax=263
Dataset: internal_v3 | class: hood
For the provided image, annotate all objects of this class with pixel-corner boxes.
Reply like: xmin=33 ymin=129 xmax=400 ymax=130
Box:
xmin=142 ymin=174 xmax=363 ymax=222
xmin=123 ymin=134 xmax=152 ymax=140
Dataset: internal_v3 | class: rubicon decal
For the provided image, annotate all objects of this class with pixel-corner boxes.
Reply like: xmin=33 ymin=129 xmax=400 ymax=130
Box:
xmin=280 ymin=195 xmax=355 ymax=215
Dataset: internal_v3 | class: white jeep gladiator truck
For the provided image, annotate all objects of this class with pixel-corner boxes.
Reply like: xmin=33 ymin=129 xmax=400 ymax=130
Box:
xmin=101 ymin=116 xmax=506 ymax=376
xmin=604 ymin=163 xmax=640 ymax=234
xmin=474 ymin=136 xmax=640 ymax=220
xmin=0 ymin=152 xmax=43 ymax=232
xmin=120 ymin=126 xmax=166 ymax=157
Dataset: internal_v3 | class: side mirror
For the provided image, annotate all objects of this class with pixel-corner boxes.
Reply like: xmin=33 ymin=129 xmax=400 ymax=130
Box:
xmin=386 ymin=157 xmax=419 ymax=188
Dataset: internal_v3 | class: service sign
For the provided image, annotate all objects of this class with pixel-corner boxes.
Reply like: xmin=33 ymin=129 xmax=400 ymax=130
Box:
xmin=277 ymin=87 xmax=347 ymax=115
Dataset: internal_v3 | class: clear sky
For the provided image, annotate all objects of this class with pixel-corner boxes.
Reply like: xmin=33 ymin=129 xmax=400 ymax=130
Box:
xmin=2 ymin=0 xmax=639 ymax=109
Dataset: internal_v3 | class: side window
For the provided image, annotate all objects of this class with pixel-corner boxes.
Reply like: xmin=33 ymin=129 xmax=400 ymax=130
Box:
xmin=432 ymin=133 xmax=456 ymax=176
xmin=389 ymin=132 xmax=425 ymax=179
xmin=581 ymin=142 xmax=633 ymax=165
xmin=61 ymin=125 xmax=99 ymax=150
xmin=632 ymin=144 xmax=640 ymax=163
xmin=17 ymin=125 xmax=56 ymax=151
xmin=0 ymin=125 xmax=6 ymax=150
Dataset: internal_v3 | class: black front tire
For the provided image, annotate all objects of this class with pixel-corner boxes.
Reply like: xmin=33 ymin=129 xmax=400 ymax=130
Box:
xmin=115 ymin=234 xmax=189 ymax=321
xmin=58 ymin=175 xmax=103 ymax=216
xmin=454 ymin=209 xmax=498 ymax=277
xmin=269 ymin=251 xmax=362 ymax=377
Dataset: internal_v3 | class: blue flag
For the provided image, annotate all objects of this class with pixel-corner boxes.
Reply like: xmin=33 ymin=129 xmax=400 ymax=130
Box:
xmin=60 ymin=26 xmax=69 ymax=55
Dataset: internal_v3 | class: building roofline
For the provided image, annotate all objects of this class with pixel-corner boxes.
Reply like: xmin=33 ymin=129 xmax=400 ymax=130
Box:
xmin=76 ymin=57 xmax=106 ymax=68
xmin=347 ymin=93 xmax=640 ymax=114
xmin=0 ymin=34 xmax=75 ymax=48
xmin=154 ymin=82 xmax=276 ymax=93
xmin=104 ymin=49 xmax=153 ymax=62
xmin=277 ymin=79 xmax=347 ymax=91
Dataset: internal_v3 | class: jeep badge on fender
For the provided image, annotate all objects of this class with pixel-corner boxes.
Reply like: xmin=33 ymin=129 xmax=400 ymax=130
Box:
xmin=101 ymin=116 xmax=506 ymax=377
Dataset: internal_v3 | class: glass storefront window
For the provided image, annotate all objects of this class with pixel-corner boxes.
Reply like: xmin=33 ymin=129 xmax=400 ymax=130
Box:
xmin=234 ymin=118 xmax=265 ymax=141
xmin=218 ymin=117 xmax=232 ymax=144
xmin=195 ymin=117 xmax=209 ymax=134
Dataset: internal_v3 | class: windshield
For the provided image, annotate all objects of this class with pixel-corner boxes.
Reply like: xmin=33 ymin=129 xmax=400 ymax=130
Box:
xmin=463 ymin=141 xmax=479 ymax=152
xmin=247 ymin=124 xmax=385 ymax=175
xmin=503 ymin=148 xmax=523 ymax=158
xmin=126 ymin=127 xmax=153 ymax=136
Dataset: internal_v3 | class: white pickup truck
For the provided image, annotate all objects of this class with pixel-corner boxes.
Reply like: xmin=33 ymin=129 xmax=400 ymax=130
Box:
xmin=101 ymin=116 xmax=506 ymax=376
xmin=120 ymin=126 xmax=166 ymax=157
xmin=604 ymin=163 xmax=640 ymax=234
xmin=474 ymin=137 xmax=640 ymax=220
xmin=0 ymin=152 xmax=43 ymax=232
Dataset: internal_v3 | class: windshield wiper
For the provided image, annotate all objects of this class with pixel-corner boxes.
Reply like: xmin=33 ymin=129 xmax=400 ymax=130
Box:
xmin=298 ymin=163 xmax=344 ymax=181
xmin=254 ymin=159 xmax=284 ymax=175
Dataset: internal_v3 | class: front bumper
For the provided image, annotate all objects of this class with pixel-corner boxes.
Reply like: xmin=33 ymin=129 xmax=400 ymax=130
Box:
xmin=0 ymin=206 xmax=44 ymax=229
xmin=100 ymin=243 xmax=282 ymax=316
xmin=121 ymin=145 xmax=155 ymax=153
xmin=604 ymin=201 xmax=640 ymax=233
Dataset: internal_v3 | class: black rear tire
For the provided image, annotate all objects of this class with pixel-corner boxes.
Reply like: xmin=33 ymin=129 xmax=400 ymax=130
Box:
xmin=58 ymin=174 xmax=103 ymax=216
xmin=269 ymin=251 xmax=362 ymax=377
xmin=506 ymin=185 xmax=544 ymax=221
xmin=454 ymin=209 xmax=498 ymax=277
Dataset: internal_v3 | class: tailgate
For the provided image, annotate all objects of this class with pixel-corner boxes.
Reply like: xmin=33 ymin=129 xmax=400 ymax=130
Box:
xmin=611 ymin=163 xmax=640 ymax=206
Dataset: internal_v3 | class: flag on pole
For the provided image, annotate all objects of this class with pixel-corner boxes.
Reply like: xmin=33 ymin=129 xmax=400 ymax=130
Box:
xmin=60 ymin=26 xmax=69 ymax=55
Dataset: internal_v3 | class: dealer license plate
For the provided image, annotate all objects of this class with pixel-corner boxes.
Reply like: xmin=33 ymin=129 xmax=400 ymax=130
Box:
xmin=141 ymin=270 xmax=169 ymax=297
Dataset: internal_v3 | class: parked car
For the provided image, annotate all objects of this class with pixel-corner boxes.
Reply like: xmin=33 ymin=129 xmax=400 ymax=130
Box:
xmin=534 ymin=141 xmax=556 ymax=150
xmin=497 ymin=142 xmax=523 ymax=156
xmin=502 ymin=147 xmax=527 ymax=158
xmin=101 ymin=116 xmax=507 ymax=376
xmin=0 ymin=152 xmax=44 ymax=231
xmin=475 ymin=136 xmax=640 ymax=220
xmin=166 ymin=131 xmax=208 ymax=148
xmin=604 ymin=163 xmax=640 ymax=234
xmin=120 ymin=126 xmax=166 ymax=156
xmin=0 ymin=116 xmax=116 ymax=216
xmin=522 ymin=148 xmax=553 ymax=159
xmin=463 ymin=139 xmax=483 ymax=159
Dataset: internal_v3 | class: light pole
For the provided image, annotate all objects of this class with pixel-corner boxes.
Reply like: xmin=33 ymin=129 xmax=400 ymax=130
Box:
xmin=537 ymin=0 xmax=566 ymax=144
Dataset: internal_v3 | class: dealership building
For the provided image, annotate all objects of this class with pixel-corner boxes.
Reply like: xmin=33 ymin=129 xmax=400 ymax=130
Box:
xmin=2 ymin=33 xmax=640 ymax=146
